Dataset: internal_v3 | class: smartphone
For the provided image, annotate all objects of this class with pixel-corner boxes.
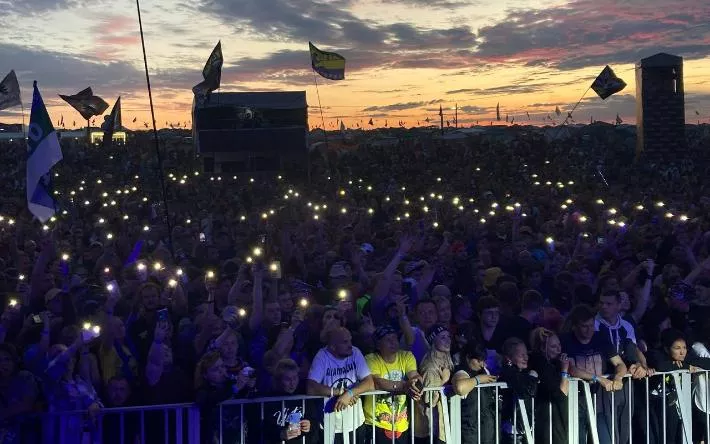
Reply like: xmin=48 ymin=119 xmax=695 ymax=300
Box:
xmin=81 ymin=325 xmax=101 ymax=342
xmin=199 ymin=232 xmax=206 ymax=243
xmin=269 ymin=261 xmax=282 ymax=279
xmin=287 ymin=411 xmax=302 ymax=431
xmin=157 ymin=308 xmax=169 ymax=323
xmin=106 ymin=280 xmax=119 ymax=294
xmin=32 ymin=315 xmax=42 ymax=324
xmin=597 ymin=236 xmax=606 ymax=246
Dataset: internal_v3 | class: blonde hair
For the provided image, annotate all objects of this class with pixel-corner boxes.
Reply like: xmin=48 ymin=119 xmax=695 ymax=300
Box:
xmin=529 ymin=327 xmax=555 ymax=355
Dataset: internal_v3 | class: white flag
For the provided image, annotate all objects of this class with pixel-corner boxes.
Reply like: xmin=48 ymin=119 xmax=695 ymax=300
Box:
xmin=27 ymin=81 xmax=63 ymax=222
xmin=0 ymin=70 xmax=21 ymax=111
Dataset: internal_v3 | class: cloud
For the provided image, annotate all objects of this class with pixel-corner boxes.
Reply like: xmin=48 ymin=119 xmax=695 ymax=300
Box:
xmin=196 ymin=0 xmax=477 ymax=55
xmin=473 ymin=0 xmax=710 ymax=70
xmin=381 ymin=0 xmax=471 ymax=8
xmin=363 ymin=99 xmax=443 ymax=112
xmin=458 ymin=105 xmax=489 ymax=114
xmin=1 ymin=0 xmax=81 ymax=14
xmin=0 ymin=43 xmax=144 ymax=99
xmin=446 ymin=85 xmax=543 ymax=95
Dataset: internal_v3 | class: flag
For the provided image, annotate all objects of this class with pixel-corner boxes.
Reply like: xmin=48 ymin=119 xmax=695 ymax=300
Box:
xmin=384 ymin=120 xmax=388 ymax=127
xmin=309 ymin=42 xmax=345 ymax=81
xmin=505 ymin=114 xmax=509 ymax=123
xmin=59 ymin=87 xmax=109 ymax=120
xmin=591 ymin=65 xmax=626 ymax=100
xmin=616 ymin=113 xmax=623 ymax=125
xmin=511 ymin=116 xmax=515 ymax=124
xmin=192 ymin=41 xmax=223 ymax=97
xmin=72 ymin=121 xmax=75 ymax=127
xmin=425 ymin=117 xmax=430 ymax=123
xmin=340 ymin=120 xmax=346 ymax=132
xmin=368 ymin=118 xmax=373 ymax=126
xmin=555 ymin=106 xmax=561 ymax=117
xmin=526 ymin=111 xmax=530 ymax=120
xmin=0 ymin=70 xmax=21 ymax=111
xmin=27 ymin=81 xmax=63 ymax=223
xmin=60 ymin=115 xmax=64 ymax=127
xmin=496 ymin=102 xmax=501 ymax=121
xmin=102 ymin=97 xmax=121 ymax=148
xmin=144 ymin=122 xmax=149 ymax=128
xmin=439 ymin=105 xmax=443 ymax=117
xmin=132 ymin=117 xmax=137 ymax=123
xmin=696 ymin=110 xmax=701 ymax=116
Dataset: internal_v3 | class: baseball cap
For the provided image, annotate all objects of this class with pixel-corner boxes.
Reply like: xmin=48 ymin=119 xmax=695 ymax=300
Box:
xmin=360 ymin=243 xmax=375 ymax=255
xmin=329 ymin=262 xmax=350 ymax=279
xmin=374 ymin=325 xmax=398 ymax=342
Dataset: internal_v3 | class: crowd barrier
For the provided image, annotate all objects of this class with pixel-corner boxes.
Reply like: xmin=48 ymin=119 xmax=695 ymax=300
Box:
xmin=41 ymin=403 xmax=200 ymax=444
xmin=28 ymin=369 xmax=710 ymax=443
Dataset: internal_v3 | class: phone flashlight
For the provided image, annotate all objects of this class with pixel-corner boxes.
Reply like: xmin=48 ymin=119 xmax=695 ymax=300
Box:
xmin=106 ymin=283 xmax=115 ymax=292
xmin=338 ymin=289 xmax=350 ymax=300
xmin=18 ymin=274 xmax=25 ymax=281
xmin=61 ymin=253 xmax=70 ymax=261
xmin=253 ymin=247 xmax=263 ymax=257
xmin=137 ymin=263 xmax=147 ymax=271
xmin=206 ymin=270 xmax=215 ymax=280
xmin=299 ymin=298 xmax=309 ymax=308
xmin=153 ymin=262 xmax=162 ymax=271
xmin=238 ymin=308 xmax=247 ymax=318
xmin=168 ymin=279 xmax=178 ymax=288
xmin=8 ymin=299 xmax=17 ymax=307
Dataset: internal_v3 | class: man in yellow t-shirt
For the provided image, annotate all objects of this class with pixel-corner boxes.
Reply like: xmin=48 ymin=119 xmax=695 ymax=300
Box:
xmin=364 ymin=325 xmax=423 ymax=443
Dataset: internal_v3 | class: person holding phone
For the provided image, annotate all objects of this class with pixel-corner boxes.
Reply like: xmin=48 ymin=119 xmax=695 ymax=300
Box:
xmin=364 ymin=325 xmax=422 ymax=443
xmin=262 ymin=359 xmax=315 ymax=443
xmin=452 ymin=341 xmax=499 ymax=444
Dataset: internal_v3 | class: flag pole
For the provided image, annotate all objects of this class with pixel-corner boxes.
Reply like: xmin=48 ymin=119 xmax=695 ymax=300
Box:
xmin=20 ymin=101 xmax=26 ymax=139
xmin=135 ymin=0 xmax=175 ymax=259
xmin=312 ymin=69 xmax=329 ymax=184
xmin=560 ymin=86 xmax=591 ymax=127
xmin=312 ymin=69 xmax=329 ymax=150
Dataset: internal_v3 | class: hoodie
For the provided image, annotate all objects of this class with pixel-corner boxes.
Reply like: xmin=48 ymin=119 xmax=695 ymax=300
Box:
xmin=594 ymin=314 xmax=636 ymax=355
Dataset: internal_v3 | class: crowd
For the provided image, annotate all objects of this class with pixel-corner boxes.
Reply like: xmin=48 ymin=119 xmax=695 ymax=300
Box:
xmin=0 ymin=124 xmax=709 ymax=444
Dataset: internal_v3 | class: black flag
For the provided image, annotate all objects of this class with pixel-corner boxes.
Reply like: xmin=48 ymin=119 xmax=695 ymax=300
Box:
xmin=192 ymin=41 xmax=223 ymax=97
xmin=591 ymin=65 xmax=626 ymax=100
xmin=59 ymin=87 xmax=109 ymax=120
xmin=102 ymin=97 xmax=121 ymax=148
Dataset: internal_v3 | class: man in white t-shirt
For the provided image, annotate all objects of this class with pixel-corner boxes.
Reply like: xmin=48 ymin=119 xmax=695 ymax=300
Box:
xmin=308 ymin=327 xmax=374 ymax=444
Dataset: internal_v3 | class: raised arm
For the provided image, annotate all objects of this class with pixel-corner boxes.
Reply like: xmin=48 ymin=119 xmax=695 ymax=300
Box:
xmin=630 ymin=261 xmax=654 ymax=323
xmin=248 ymin=265 xmax=265 ymax=332
xmin=372 ymin=236 xmax=412 ymax=302
xmin=146 ymin=322 xmax=168 ymax=386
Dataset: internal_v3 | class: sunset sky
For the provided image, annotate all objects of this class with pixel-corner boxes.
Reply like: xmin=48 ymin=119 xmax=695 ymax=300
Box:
xmin=1 ymin=0 xmax=709 ymax=129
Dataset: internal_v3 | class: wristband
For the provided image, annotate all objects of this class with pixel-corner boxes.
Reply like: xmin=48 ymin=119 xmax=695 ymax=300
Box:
xmin=331 ymin=387 xmax=334 ymax=398
xmin=561 ymin=372 xmax=569 ymax=379
xmin=591 ymin=374 xmax=598 ymax=383
xmin=474 ymin=375 xmax=480 ymax=385
xmin=347 ymin=389 xmax=354 ymax=397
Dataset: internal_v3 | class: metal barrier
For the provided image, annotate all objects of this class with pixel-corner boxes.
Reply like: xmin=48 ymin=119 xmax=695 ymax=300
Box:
xmin=41 ymin=403 xmax=199 ymax=444
xmin=29 ymin=369 xmax=710 ymax=444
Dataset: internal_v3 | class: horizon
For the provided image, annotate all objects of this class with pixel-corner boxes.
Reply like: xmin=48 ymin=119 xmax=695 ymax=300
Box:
xmin=0 ymin=0 xmax=709 ymax=129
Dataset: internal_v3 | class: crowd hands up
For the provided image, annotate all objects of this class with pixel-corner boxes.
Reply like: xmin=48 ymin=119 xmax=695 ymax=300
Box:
xmin=0 ymin=130 xmax=710 ymax=442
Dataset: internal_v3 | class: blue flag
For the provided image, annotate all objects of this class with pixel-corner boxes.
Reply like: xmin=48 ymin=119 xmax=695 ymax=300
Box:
xmin=27 ymin=81 xmax=63 ymax=222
